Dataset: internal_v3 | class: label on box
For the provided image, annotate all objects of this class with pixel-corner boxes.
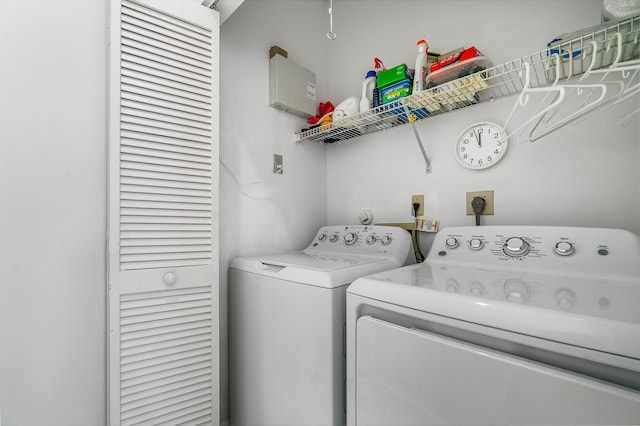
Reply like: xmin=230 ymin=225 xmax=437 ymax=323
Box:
xmin=380 ymin=79 xmax=412 ymax=104
xmin=415 ymin=217 xmax=439 ymax=232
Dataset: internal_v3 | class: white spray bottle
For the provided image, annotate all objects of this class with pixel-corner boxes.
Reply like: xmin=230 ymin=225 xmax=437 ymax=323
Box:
xmin=413 ymin=39 xmax=429 ymax=94
xmin=372 ymin=58 xmax=386 ymax=107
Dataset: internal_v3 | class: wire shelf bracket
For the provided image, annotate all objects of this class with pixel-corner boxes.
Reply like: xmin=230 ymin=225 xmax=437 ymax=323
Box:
xmin=402 ymin=101 xmax=432 ymax=174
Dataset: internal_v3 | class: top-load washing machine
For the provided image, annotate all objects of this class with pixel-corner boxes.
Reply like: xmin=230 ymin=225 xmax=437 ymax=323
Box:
xmin=229 ymin=225 xmax=415 ymax=426
xmin=346 ymin=225 xmax=640 ymax=425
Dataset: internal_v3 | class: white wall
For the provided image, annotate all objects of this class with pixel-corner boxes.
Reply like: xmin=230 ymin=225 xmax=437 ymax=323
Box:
xmin=219 ymin=0 xmax=330 ymax=422
xmin=324 ymin=0 xmax=640 ymax=249
xmin=0 ymin=1 xmax=107 ymax=425
xmin=220 ymin=1 xmax=639 ymax=423
xmin=0 ymin=0 xmax=637 ymax=425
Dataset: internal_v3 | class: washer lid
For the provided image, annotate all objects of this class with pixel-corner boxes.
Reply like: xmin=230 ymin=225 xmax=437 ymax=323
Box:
xmin=230 ymin=250 xmax=394 ymax=289
xmin=259 ymin=250 xmax=383 ymax=271
xmin=348 ymin=263 xmax=640 ymax=360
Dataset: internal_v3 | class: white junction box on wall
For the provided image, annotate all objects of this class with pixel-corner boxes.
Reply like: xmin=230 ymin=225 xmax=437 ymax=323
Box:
xmin=269 ymin=54 xmax=317 ymax=118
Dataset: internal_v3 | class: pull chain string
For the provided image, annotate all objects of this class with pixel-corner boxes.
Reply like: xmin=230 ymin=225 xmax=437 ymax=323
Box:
xmin=327 ymin=0 xmax=336 ymax=40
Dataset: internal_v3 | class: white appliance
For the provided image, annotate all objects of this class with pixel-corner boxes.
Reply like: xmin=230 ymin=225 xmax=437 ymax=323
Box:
xmin=229 ymin=225 xmax=415 ymax=426
xmin=346 ymin=225 xmax=640 ymax=425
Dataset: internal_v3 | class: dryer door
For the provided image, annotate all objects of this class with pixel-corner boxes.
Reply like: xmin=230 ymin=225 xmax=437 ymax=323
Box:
xmin=355 ymin=316 xmax=640 ymax=426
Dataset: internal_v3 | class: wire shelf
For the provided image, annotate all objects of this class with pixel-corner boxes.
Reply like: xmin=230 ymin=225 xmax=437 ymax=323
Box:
xmin=295 ymin=15 xmax=640 ymax=144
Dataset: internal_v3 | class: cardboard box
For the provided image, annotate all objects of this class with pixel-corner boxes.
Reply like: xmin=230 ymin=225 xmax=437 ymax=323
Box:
xmin=269 ymin=45 xmax=288 ymax=59
xmin=377 ymin=64 xmax=412 ymax=89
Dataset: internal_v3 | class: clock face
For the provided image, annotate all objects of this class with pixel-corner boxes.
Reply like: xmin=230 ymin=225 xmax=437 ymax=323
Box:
xmin=455 ymin=121 xmax=508 ymax=170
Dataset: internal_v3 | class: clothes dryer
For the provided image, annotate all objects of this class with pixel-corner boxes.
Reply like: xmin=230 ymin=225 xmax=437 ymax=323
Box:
xmin=229 ymin=225 xmax=414 ymax=426
xmin=347 ymin=226 xmax=640 ymax=425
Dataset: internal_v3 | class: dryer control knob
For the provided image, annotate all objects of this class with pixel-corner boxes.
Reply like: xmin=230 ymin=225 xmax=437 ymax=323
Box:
xmin=329 ymin=234 xmax=339 ymax=243
xmin=504 ymin=280 xmax=530 ymax=304
xmin=446 ymin=279 xmax=459 ymax=293
xmin=469 ymin=238 xmax=484 ymax=251
xmin=470 ymin=283 xmax=484 ymax=296
xmin=503 ymin=237 xmax=530 ymax=257
xmin=344 ymin=232 xmax=357 ymax=245
xmin=445 ymin=237 xmax=459 ymax=249
xmin=556 ymin=289 xmax=575 ymax=309
xmin=318 ymin=232 xmax=328 ymax=242
xmin=381 ymin=235 xmax=392 ymax=246
xmin=365 ymin=235 xmax=376 ymax=245
xmin=554 ymin=241 xmax=575 ymax=256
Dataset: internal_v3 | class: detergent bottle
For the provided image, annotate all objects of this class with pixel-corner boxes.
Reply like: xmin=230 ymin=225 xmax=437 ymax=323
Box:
xmin=413 ymin=39 xmax=429 ymax=93
xmin=359 ymin=70 xmax=377 ymax=113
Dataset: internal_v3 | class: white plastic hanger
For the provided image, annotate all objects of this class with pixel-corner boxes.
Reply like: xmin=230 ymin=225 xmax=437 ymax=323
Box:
xmin=527 ymin=45 xmax=622 ymax=142
xmin=501 ymin=62 xmax=566 ymax=142
xmin=568 ymin=32 xmax=640 ymax=127
xmin=528 ymin=81 xmax=614 ymax=142
xmin=614 ymin=86 xmax=640 ymax=125
xmin=538 ymin=41 xmax=599 ymax=125
xmin=602 ymin=31 xmax=640 ymax=126
xmin=522 ymin=53 xmax=565 ymax=142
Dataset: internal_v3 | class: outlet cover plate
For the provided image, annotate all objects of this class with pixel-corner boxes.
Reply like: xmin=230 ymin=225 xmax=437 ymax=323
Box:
xmin=273 ymin=154 xmax=283 ymax=174
xmin=466 ymin=190 xmax=494 ymax=215
xmin=411 ymin=194 xmax=424 ymax=216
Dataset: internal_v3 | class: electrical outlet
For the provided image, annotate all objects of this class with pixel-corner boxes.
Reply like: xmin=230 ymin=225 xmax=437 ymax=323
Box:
xmin=411 ymin=194 xmax=424 ymax=216
xmin=273 ymin=154 xmax=283 ymax=174
xmin=466 ymin=190 xmax=494 ymax=215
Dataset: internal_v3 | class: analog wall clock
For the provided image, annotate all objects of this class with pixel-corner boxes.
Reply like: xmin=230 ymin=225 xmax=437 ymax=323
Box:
xmin=455 ymin=121 xmax=508 ymax=170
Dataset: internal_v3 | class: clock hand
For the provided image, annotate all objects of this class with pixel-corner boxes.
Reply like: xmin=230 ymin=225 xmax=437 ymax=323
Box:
xmin=477 ymin=129 xmax=483 ymax=147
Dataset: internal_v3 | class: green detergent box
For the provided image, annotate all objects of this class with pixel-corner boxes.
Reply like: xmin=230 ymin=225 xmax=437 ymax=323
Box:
xmin=377 ymin=64 xmax=411 ymax=89
xmin=380 ymin=78 xmax=412 ymax=104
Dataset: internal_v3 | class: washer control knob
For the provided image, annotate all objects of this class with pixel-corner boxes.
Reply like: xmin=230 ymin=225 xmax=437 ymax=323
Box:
xmin=554 ymin=241 xmax=575 ymax=256
xmin=329 ymin=234 xmax=339 ymax=243
xmin=470 ymin=283 xmax=484 ymax=296
xmin=381 ymin=235 xmax=392 ymax=246
xmin=504 ymin=280 xmax=530 ymax=304
xmin=318 ymin=233 xmax=328 ymax=242
xmin=344 ymin=232 xmax=357 ymax=245
xmin=365 ymin=235 xmax=376 ymax=245
xmin=445 ymin=237 xmax=459 ymax=249
xmin=503 ymin=237 xmax=530 ymax=257
xmin=469 ymin=238 xmax=484 ymax=251
xmin=556 ymin=289 xmax=575 ymax=309
xmin=446 ymin=279 xmax=459 ymax=293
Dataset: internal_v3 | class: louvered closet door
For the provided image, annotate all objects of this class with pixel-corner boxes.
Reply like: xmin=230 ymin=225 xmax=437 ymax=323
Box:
xmin=107 ymin=1 xmax=219 ymax=425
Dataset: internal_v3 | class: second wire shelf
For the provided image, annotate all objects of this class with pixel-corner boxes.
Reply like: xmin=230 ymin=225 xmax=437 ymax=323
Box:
xmin=295 ymin=15 xmax=640 ymax=145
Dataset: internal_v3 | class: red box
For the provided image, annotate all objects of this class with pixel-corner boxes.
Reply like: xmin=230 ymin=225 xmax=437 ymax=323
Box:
xmin=430 ymin=46 xmax=484 ymax=73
